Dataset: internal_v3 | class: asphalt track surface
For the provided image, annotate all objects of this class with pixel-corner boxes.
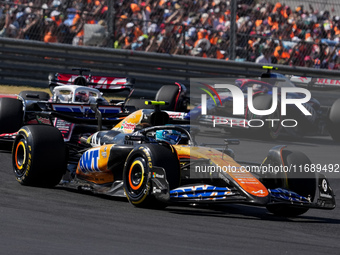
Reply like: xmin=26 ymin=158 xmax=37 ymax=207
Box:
xmin=1 ymin=88 xmax=340 ymax=255
xmin=1 ymin=130 xmax=340 ymax=255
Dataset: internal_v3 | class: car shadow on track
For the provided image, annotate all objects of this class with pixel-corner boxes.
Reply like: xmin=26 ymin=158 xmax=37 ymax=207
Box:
xmin=165 ymin=204 xmax=340 ymax=224
xmin=52 ymin=186 xmax=340 ymax=223
xmin=197 ymin=130 xmax=339 ymax=147
xmin=55 ymin=186 xmax=129 ymax=202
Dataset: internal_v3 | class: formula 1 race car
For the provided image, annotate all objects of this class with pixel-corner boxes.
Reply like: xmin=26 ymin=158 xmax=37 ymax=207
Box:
xmin=11 ymin=105 xmax=335 ymax=217
xmin=0 ymin=68 xmax=133 ymax=142
xmin=0 ymin=68 xmax=188 ymax=145
xmin=49 ymin=67 xmax=188 ymax=113
xmin=186 ymin=74 xmax=340 ymax=142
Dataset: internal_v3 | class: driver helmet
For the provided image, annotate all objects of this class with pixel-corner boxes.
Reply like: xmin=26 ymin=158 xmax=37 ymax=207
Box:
xmin=252 ymin=84 xmax=268 ymax=92
xmin=155 ymin=130 xmax=181 ymax=145
xmin=75 ymin=91 xmax=89 ymax=102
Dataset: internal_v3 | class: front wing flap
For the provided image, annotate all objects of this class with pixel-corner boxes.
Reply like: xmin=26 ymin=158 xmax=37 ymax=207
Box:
xmin=169 ymin=185 xmax=247 ymax=203
xmin=268 ymin=175 xmax=336 ymax=210
xmin=150 ymin=166 xmax=248 ymax=204
xmin=152 ymin=166 xmax=336 ymax=209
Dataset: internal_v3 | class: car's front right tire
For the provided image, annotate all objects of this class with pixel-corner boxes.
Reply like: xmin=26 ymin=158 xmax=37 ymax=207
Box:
xmin=0 ymin=97 xmax=23 ymax=134
xmin=328 ymin=98 xmax=340 ymax=142
xmin=262 ymin=149 xmax=316 ymax=217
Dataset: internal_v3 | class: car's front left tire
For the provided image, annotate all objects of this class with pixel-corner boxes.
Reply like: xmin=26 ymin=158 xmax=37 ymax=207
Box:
xmin=12 ymin=125 xmax=67 ymax=187
xmin=123 ymin=143 xmax=180 ymax=208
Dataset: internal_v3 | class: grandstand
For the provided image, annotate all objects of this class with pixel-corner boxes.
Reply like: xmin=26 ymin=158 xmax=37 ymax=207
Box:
xmin=0 ymin=0 xmax=340 ymax=69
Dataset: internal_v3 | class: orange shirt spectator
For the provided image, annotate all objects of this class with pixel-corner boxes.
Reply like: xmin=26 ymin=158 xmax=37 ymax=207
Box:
xmin=50 ymin=11 xmax=62 ymax=26
xmin=272 ymin=2 xmax=282 ymax=13
xmin=216 ymin=50 xmax=224 ymax=59
xmin=134 ymin=26 xmax=143 ymax=40
xmin=274 ymin=46 xmax=290 ymax=61
xmin=210 ymin=35 xmax=219 ymax=45
xmin=44 ymin=31 xmax=57 ymax=43
xmin=130 ymin=3 xmax=140 ymax=13
xmin=44 ymin=22 xmax=57 ymax=43
xmin=255 ymin=20 xmax=263 ymax=27
xmin=197 ymin=29 xmax=209 ymax=40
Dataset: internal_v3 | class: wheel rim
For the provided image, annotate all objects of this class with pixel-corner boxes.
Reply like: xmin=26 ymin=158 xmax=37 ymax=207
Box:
xmin=14 ymin=139 xmax=27 ymax=176
xmin=128 ymin=158 xmax=145 ymax=194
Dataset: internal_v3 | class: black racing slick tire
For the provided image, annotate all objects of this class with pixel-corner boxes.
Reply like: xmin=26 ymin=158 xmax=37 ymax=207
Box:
xmin=155 ymin=85 xmax=181 ymax=111
xmin=264 ymin=150 xmax=316 ymax=217
xmin=0 ymin=97 xmax=24 ymax=133
xmin=328 ymin=98 xmax=340 ymax=142
xmin=123 ymin=144 xmax=180 ymax=208
xmin=12 ymin=125 xmax=67 ymax=187
xmin=19 ymin=90 xmax=50 ymax=101
xmin=247 ymin=94 xmax=281 ymax=140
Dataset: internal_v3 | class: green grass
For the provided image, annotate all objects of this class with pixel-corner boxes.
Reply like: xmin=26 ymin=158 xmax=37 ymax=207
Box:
xmin=0 ymin=85 xmax=51 ymax=95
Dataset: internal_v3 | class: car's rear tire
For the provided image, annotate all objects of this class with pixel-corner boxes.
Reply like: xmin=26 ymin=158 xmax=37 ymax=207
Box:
xmin=247 ymin=94 xmax=281 ymax=140
xmin=123 ymin=144 xmax=180 ymax=208
xmin=155 ymin=85 xmax=183 ymax=111
xmin=0 ymin=98 xmax=24 ymax=133
xmin=12 ymin=125 xmax=67 ymax=187
xmin=263 ymin=149 xmax=316 ymax=217
xmin=328 ymin=98 xmax=340 ymax=142
xmin=19 ymin=91 xmax=50 ymax=101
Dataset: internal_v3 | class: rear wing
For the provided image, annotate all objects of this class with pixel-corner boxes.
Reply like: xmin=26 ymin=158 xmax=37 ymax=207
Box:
xmin=49 ymin=71 xmax=134 ymax=93
xmin=35 ymin=101 xmax=129 ymax=126
xmin=290 ymin=76 xmax=340 ymax=90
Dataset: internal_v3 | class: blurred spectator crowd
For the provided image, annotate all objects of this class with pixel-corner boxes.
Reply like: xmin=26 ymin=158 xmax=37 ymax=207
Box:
xmin=1 ymin=0 xmax=340 ymax=69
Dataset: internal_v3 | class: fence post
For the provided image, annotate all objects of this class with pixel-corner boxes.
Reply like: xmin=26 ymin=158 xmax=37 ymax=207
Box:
xmin=182 ymin=25 xmax=186 ymax=55
xmin=230 ymin=0 xmax=237 ymax=60
xmin=107 ymin=0 xmax=115 ymax=48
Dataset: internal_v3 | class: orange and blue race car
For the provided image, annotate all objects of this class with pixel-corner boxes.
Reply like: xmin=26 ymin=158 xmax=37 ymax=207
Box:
xmin=12 ymin=104 xmax=335 ymax=217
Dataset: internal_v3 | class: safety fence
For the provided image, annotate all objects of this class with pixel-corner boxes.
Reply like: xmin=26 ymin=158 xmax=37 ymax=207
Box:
xmin=1 ymin=37 xmax=340 ymax=99
xmin=1 ymin=0 xmax=340 ymax=70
